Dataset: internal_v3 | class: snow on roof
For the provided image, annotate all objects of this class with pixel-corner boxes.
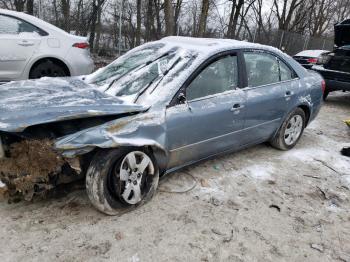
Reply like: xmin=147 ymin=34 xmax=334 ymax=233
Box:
xmin=159 ymin=36 xmax=273 ymax=54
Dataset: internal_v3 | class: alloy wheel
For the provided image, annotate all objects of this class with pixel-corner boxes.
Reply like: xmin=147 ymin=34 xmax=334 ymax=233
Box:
xmin=284 ymin=115 xmax=303 ymax=146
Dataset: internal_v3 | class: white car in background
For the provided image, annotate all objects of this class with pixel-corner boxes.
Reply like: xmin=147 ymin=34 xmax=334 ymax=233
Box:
xmin=0 ymin=9 xmax=94 ymax=82
xmin=293 ymin=49 xmax=330 ymax=69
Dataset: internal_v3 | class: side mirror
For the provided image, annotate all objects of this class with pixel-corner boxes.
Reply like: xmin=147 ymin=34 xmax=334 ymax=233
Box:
xmin=178 ymin=92 xmax=187 ymax=104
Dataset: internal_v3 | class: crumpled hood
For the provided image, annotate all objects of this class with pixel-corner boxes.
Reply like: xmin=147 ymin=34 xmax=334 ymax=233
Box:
xmin=0 ymin=77 xmax=149 ymax=132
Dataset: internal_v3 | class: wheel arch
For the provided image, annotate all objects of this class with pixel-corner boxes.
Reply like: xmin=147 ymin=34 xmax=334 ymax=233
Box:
xmin=145 ymin=145 xmax=168 ymax=175
xmin=27 ymin=56 xmax=71 ymax=78
xmin=297 ymin=104 xmax=311 ymax=126
xmin=271 ymin=104 xmax=311 ymax=141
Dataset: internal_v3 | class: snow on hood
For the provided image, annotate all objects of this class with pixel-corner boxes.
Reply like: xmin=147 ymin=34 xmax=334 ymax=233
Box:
xmin=0 ymin=77 xmax=149 ymax=132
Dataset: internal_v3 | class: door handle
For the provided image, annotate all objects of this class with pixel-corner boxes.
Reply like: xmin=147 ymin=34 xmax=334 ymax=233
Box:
xmin=17 ymin=40 xmax=35 ymax=46
xmin=230 ymin=104 xmax=245 ymax=112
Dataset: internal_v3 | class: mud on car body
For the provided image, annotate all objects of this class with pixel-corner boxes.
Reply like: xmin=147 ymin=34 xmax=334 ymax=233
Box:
xmin=0 ymin=37 xmax=324 ymax=215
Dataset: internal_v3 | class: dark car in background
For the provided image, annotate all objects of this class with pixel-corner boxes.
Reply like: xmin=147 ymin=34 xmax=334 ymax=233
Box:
xmin=312 ymin=19 xmax=350 ymax=100
xmin=293 ymin=50 xmax=329 ymax=69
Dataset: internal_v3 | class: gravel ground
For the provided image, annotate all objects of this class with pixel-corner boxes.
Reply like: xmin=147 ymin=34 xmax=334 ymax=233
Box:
xmin=0 ymin=92 xmax=349 ymax=262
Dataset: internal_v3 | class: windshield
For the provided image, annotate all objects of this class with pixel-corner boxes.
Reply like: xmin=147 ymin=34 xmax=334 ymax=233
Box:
xmin=86 ymin=43 xmax=166 ymax=87
xmin=105 ymin=51 xmax=179 ymax=97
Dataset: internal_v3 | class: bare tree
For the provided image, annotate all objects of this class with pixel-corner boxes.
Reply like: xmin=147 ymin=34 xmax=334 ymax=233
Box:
xmin=61 ymin=0 xmax=70 ymax=31
xmin=136 ymin=0 xmax=141 ymax=45
xmin=26 ymin=0 xmax=33 ymax=14
xmin=198 ymin=0 xmax=210 ymax=37
xmin=164 ymin=0 xmax=175 ymax=36
xmin=174 ymin=0 xmax=183 ymax=34
xmin=89 ymin=0 xmax=106 ymax=52
xmin=14 ymin=0 xmax=26 ymax=11
xmin=226 ymin=0 xmax=244 ymax=38
xmin=273 ymin=0 xmax=304 ymax=31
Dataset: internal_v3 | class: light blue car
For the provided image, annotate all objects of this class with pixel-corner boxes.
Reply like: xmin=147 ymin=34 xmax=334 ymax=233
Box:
xmin=0 ymin=37 xmax=324 ymax=215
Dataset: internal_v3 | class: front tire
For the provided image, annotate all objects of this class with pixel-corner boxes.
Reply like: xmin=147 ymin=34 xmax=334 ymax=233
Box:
xmin=270 ymin=108 xmax=306 ymax=151
xmin=86 ymin=148 xmax=159 ymax=215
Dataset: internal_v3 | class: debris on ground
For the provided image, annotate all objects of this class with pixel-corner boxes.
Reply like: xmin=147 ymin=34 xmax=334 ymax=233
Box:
xmin=341 ymin=147 xmax=350 ymax=157
xmin=269 ymin=204 xmax=281 ymax=212
xmin=310 ymin=243 xmax=325 ymax=253
xmin=0 ymin=139 xmax=64 ymax=200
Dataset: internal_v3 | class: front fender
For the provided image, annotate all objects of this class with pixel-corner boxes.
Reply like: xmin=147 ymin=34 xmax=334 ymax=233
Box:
xmin=55 ymin=111 xmax=167 ymax=158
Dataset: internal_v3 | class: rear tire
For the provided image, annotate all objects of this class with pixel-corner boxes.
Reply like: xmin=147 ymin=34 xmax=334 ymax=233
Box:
xmin=323 ymin=90 xmax=330 ymax=101
xmin=270 ymin=108 xmax=306 ymax=151
xmin=86 ymin=148 xmax=159 ymax=215
xmin=29 ymin=60 xmax=68 ymax=79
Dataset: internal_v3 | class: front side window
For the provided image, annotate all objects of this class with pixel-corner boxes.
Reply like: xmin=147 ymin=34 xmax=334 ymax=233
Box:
xmin=244 ymin=52 xmax=280 ymax=87
xmin=186 ymin=55 xmax=238 ymax=100
xmin=0 ymin=15 xmax=43 ymax=35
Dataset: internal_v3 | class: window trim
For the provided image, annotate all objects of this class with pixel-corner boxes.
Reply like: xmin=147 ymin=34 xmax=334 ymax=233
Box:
xmin=241 ymin=49 xmax=299 ymax=90
xmin=0 ymin=14 xmax=48 ymax=36
xmin=169 ymin=50 xmax=244 ymax=107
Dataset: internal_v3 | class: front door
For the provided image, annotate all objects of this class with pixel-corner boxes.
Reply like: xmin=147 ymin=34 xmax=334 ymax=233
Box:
xmin=0 ymin=15 xmax=41 ymax=81
xmin=166 ymin=53 xmax=246 ymax=169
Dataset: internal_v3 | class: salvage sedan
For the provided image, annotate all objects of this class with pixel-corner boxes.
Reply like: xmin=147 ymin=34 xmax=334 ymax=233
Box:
xmin=0 ymin=37 xmax=324 ymax=215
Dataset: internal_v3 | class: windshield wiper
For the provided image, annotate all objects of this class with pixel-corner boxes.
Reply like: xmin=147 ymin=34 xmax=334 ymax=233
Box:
xmin=105 ymin=52 xmax=171 ymax=92
xmin=134 ymin=56 xmax=182 ymax=102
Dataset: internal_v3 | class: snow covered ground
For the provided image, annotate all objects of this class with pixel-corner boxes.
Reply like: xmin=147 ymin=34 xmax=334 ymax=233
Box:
xmin=0 ymin=92 xmax=349 ymax=262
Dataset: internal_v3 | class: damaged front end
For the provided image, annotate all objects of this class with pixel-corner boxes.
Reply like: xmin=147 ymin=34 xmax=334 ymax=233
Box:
xmin=0 ymin=134 xmax=83 ymax=202
xmin=0 ymin=77 xmax=152 ymax=202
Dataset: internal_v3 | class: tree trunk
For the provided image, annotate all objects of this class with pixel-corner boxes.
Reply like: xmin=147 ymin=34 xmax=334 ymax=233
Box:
xmin=14 ymin=0 xmax=26 ymax=12
xmin=227 ymin=0 xmax=244 ymax=38
xmin=89 ymin=0 xmax=106 ymax=53
xmin=154 ymin=0 xmax=162 ymax=39
xmin=198 ymin=0 xmax=209 ymax=37
xmin=174 ymin=0 xmax=183 ymax=34
xmin=136 ymin=0 xmax=141 ymax=45
xmin=26 ymin=0 xmax=34 ymax=14
xmin=164 ymin=0 xmax=175 ymax=36
xmin=146 ymin=0 xmax=154 ymax=41
xmin=95 ymin=6 xmax=102 ymax=53
xmin=61 ymin=0 xmax=70 ymax=32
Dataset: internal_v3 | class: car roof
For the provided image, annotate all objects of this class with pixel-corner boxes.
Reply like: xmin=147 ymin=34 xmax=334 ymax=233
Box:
xmin=0 ymin=8 xmax=70 ymax=36
xmin=159 ymin=36 xmax=279 ymax=54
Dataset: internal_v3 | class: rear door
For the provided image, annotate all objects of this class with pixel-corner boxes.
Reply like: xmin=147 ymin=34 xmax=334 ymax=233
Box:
xmin=239 ymin=51 xmax=289 ymax=145
xmin=0 ymin=15 xmax=42 ymax=81
xmin=166 ymin=53 xmax=246 ymax=168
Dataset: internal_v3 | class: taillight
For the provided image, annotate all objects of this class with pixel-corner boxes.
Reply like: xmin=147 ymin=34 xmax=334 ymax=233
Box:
xmin=73 ymin=42 xmax=89 ymax=49
xmin=307 ymin=58 xmax=318 ymax=64
xmin=321 ymin=80 xmax=326 ymax=93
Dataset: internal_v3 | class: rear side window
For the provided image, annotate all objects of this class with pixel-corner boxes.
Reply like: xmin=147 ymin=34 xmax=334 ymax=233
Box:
xmin=244 ymin=52 xmax=297 ymax=87
xmin=279 ymin=60 xmax=295 ymax=81
xmin=244 ymin=52 xmax=279 ymax=87
xmin=0 ymin=15 xmax=46 ymax=35
xmin=186 ymin=55 xmax=238 ymax=100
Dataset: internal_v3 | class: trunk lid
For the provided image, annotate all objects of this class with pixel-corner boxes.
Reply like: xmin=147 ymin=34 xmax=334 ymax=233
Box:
xmin=335 ymin=19 xmax=350 ymax=47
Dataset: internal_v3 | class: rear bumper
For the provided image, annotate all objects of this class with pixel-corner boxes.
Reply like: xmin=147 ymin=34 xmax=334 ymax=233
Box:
xmin=325 ymin=79 xmax=350 ymax=91
xmin=312 ymin=65 xmax=350 ymax=92
xmin=65 ymin=48 xmax=95 ymax=76
xmin=299 ymin=63 xmax=314 ymax=69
